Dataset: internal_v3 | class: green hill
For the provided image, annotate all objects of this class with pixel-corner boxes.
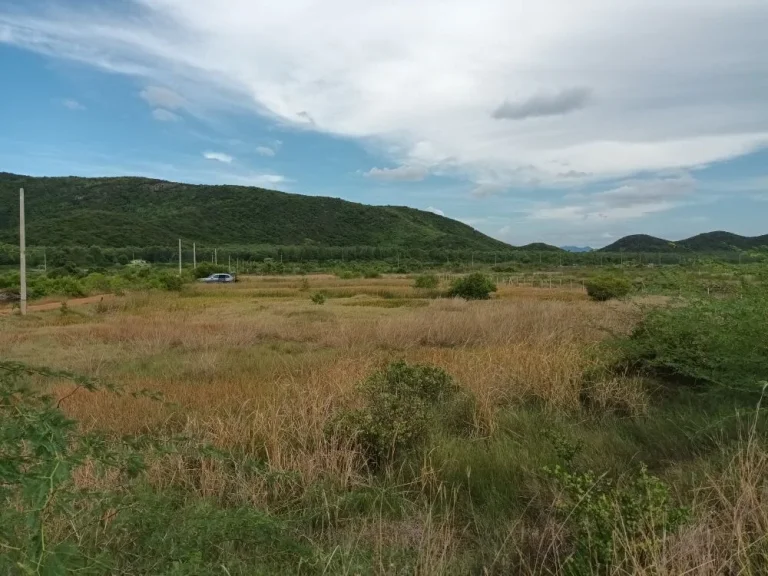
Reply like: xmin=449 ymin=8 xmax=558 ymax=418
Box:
xmin=0 ymin=173 xmax=512 ymax=251
xmin=601 ymin=231 xmax=768 ymax=253
xmin=519 ymin=242 xmax=563 ymax=252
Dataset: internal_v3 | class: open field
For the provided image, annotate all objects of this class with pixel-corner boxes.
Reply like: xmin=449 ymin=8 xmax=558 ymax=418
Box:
xmin=2 ymin=274 xmax=767 ymax=574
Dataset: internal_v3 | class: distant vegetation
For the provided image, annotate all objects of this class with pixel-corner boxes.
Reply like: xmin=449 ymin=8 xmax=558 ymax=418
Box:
xmin=601 ymin=231 xmax=768 ymax=253
xmin=0 ymin=172 xmax=512 ymax=251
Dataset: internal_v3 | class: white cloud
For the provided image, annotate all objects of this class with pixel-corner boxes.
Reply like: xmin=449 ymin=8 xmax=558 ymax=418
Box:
xmin=140 ymin=86 xmax=186 ymax=110
xmin=152 ymin=108 xmax=180 ymax=122
xmin=62 ymin=99 xmax=84 ymax=110
xmin=203 ymin=151 xmax=233 ymax=164
xmin=471 ymin=183 xmax=506 ymax=198
xmin=365 ymin=165 xmax=428 ymax=182
xmin=527 ymin=174 xmax=696 ymax=222
xmin=426 ymin=206 xmax=445 ymax=216
xmin=256 ymin=146 xmax=275 ymax=157
xmin=229 ymin=173 xmax=285 ymax=187
xmin=2 ymin=1 xmax=768 ymax=188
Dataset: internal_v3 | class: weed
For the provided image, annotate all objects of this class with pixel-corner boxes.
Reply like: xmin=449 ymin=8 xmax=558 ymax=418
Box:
xmin=310 ymin=292 xmax=327 ymax=305
xmin=544 ymin=432 xmax=689 ymax=574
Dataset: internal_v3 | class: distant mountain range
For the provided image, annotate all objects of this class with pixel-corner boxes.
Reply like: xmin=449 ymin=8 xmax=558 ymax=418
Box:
xmin=0 ymin=174 xmax=764 ymax=255
xmin=561 ymin=246 xmax=594 ymax=253
xmin=600 ymin=231 xmax=768 ymax=253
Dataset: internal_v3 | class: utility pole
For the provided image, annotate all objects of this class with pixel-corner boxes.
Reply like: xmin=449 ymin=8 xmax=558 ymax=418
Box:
xmin=178 ymin=239 xmax=182 ymax=276
xmin=19 ymin=188 xmax=27 ymax=316
xmin=193 ymin=243 xmax=197 ymax=269
xmin=43 ymin=249 xmax=47 ymax=272
xmin=214 ymin=248 xmax=218 ymax=265
xmin=228 ymin=254 xmax=231 ymax=272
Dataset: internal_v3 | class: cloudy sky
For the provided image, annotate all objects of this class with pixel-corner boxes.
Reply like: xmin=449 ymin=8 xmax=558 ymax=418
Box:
xmin=1 ymin=0 xmax=767 ymax=247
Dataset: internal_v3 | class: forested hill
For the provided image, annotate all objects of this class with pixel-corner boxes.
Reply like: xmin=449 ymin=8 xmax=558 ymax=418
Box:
xmin=0 ymin=173 xmax=512 ymax=250
xmin=600 ymin=231 xmax=768 ymax=253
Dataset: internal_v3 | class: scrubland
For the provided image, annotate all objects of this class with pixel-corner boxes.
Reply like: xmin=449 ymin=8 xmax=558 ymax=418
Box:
xmin=2 ymin=274 xmax=767 ymax=575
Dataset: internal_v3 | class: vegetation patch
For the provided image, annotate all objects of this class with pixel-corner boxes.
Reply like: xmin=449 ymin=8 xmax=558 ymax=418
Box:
xmin=585 ymin=275 xmax=632 ymax=301
xmin=341 ymin=298 xmax=429 ymax=309
xmin=326 ymin=361 xmax=475 ymax=470
xmin=614 ymin=292 xmax=768 ymax=392
xmin=447 ymin=273 xmax=497 ymax=300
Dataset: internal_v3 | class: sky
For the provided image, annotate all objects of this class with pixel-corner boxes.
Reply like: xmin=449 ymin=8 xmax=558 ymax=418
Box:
xmin=1 ymin=0 xmax=767 ymax=248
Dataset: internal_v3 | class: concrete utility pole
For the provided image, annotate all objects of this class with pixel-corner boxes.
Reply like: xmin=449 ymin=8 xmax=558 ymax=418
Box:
xmin=19 ymin=188 xmax=27 ymax=316
xmin=178 ymin=239 xmax=182 ymax=276
xmin=228 ymin=255 xmax=231 ymax=272
xmin=193 ymin=243 xmax=197 ymax=269
xmin=214 ymin=249 xmax=218 ymax=265
xmin=43 ymin=249 xmax=47 ymax=272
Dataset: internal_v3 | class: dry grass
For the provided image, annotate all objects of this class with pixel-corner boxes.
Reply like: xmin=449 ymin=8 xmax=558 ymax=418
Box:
xmin=0 ymin=278 xmax=631 ymax=500
xmin=14 ymin=275 xmax=756 ymax=574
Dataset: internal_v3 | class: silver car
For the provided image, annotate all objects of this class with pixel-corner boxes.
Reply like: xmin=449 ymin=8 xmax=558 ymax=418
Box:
xmin=200 ymin=273 xmax=235 ymax=283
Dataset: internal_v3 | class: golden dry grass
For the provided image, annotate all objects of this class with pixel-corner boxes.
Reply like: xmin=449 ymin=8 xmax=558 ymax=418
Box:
xmin=3 ymin=274 xmax=767 ymax=574
xmin=0 ymin=276 xmax=632 ymax=494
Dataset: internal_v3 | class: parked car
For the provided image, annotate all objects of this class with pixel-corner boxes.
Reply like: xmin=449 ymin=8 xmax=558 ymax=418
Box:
xmin=199 ymin=273 xmax=236 ymax=283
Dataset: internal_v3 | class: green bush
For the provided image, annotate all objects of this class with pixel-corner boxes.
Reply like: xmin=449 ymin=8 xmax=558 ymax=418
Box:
xmin=448 ymin=273 xmax=496 ymax=300
xmin=544 ymin=433 xmax=688 ymax=574
xmin=157 ymin=272 xmax=184 ymax=291
xmin=336 ymin=270 xmax=361 ymax=280
xmin=585 ymin=276 xmax=632 ymax=301
xmin=414 ymin=274 xmax=439 ymax=289
xmin=327 ymin=361 xmax=474 ymax=469
xmin=615 ymin=293 xmax=768 ymax=391
xmin=310 ymin=292 xmax=326 ymax=305
xmin=47 ymin=262 xmax=82 ymax=279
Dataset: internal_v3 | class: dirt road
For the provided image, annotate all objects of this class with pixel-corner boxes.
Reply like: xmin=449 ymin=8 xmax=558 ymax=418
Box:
xmin=0 ymin=294 xmax=113 ymax=315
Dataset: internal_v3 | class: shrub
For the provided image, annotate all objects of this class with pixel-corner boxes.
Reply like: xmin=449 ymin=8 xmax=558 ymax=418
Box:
xmin=615 ymin=293 xmax=768 ymax=391
xmin=585 ymin=276 xmax=632 ymax=301
xmin=363 ymin=270 xmax=382 ymax=279
xmin=544 ymin=432 xmax=688 ymax=574
xmin=414 ymin=274 xmax=439 ymax=289
xmin=327 ymin=361 xmax=475 ymax=469
xmin=336 ymin=270 xmax=361 ymax=280
xmin=47 ymin=262 xmax=82 ymax=279
xmin=310 ymin=292 xmax=326 ymax=305
xmin=448 ymin=273 xmax=496 ymax=300
xmin=157 ymin=272 xmax=184 ymax=291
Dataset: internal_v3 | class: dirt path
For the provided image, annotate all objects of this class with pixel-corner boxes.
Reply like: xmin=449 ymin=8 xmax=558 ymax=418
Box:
xmin=0 ymin=294 xmax=114 ymax=315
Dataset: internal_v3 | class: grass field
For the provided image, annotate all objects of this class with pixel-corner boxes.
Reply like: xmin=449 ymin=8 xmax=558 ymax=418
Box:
xmin=2 ymin=274 xmax=767 ymax=574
